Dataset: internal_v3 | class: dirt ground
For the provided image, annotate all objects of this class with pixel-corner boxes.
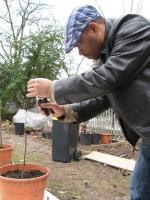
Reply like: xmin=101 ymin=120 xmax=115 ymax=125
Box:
xmin=1 ymin=121 xmax=140 ymax=200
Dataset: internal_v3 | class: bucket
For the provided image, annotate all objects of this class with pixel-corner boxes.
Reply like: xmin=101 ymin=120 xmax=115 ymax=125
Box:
xmin=14 ymin=123 xmax=24 ymax=135
xmin=92 ymin=133 xmax=100 ymax=144
xmin=80 ymin=133 xmax=92 ymax=145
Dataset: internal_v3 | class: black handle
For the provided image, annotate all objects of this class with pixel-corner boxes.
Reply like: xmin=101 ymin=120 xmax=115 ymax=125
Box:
xmin=37 ymin=98 xmax=54 ymax=116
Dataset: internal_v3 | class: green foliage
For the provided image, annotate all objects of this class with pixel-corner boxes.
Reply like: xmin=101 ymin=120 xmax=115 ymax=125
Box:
xmin=0 ymin=0 xmax=68 ymax=109
xmin=0 ymin=25 xmax=66 ymax=108
xmin=23 ymin=25 xmax=65 ymax=80
xmin=1 ymin=107 xmax=17 ymax=121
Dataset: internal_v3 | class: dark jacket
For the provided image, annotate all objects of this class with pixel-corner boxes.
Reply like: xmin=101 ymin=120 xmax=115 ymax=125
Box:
xmin=54 ymin=14 xmax=150 ymax=146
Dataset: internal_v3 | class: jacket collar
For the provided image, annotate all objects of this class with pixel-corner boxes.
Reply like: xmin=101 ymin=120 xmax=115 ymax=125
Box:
xmin=98 ymin=18 xmax=115 ymax=63
xmin=101 ymin=18 xmax=115 ymax=54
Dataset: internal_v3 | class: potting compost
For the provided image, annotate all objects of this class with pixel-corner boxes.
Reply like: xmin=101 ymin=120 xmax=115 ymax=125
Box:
xmin=2 ymin=170 xmax=45 ymax=179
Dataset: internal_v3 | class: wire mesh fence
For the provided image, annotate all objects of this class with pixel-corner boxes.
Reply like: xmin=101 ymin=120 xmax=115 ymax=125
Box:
xmin=86 ymin=108 xmax=123 ymax=138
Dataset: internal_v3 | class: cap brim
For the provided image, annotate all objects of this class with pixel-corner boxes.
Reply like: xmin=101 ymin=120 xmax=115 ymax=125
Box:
xmin=65 ymin=46 xmax=73 ymax=53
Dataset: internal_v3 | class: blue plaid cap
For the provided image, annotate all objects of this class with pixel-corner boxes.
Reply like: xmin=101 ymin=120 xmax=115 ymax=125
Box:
xmin=64 ymin=5 xmax=101 ymax=53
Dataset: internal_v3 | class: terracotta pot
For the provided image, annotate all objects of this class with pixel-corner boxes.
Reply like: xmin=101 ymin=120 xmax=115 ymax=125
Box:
xmin=0 ymin=163 xmax=49 ymax=200
xmin=100 ymin=133 xmax=112 ymax=144
xmin=0 ymin=144 xmax=13 ymax=167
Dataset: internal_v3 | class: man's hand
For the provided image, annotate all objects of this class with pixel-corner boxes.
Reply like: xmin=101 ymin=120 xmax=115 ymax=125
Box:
xmin=41 ymin=102 xmax=65 ymax=117
xmin=27 ymin=78 xmax=53 ymax=98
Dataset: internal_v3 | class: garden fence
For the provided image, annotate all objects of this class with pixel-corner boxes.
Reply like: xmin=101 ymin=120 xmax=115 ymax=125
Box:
xmin=86 ymin=108 xmax=123 ymax=138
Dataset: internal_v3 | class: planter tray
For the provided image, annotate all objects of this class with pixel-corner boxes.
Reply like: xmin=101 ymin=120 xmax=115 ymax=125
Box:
xmin=44 ymin=190 xmax=59 ymax=200
xmin=84 ymin=151 xmax=135 ymax=171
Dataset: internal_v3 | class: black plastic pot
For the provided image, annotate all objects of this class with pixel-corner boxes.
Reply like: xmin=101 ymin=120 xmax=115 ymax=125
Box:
xmin=52 ymin=120 xmax=80 ymax=163
xmin=92 ymin=132 xmax=100 ymax=144
xmin=14 ymin=123 xmax=24 ymax=135
xmin=80 ymin=133 xmax=92 ymax=145
xmin=42 ymin=132 xmax=52 ymax=139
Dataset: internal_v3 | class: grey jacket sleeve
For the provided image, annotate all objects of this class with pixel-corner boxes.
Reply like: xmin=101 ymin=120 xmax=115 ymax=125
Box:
xmin=72 ymin=96 xmax=110 ymax=122
xmin=54 ymin=15 xmax=150 ymax=105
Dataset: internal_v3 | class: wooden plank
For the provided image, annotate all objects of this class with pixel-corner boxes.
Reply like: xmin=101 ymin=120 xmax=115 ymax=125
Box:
xmin=85 ymin=151 xmax=135 ymax=171
xmin=44 ymin=190 xmax=59 ymax=200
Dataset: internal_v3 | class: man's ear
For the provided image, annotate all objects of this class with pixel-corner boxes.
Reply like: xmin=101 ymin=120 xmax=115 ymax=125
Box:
xmin=88 ymin=22 xmax=97 ymax=32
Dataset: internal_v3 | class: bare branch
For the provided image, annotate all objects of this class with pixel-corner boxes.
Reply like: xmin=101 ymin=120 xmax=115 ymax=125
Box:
xmin=0 ymin=27 xmax=10 ymax=35
xmin=0 ymin=40 xmax=11 ymax=62
xmin=121 ymin=0 xmax=126 ymax=14
xmin=75 ymin=56 xmax=84 ymax=75
xmin=130 ymin=0 xmax=134 ymax=13
xmin=0 ymin=15 xmax=10 ymax=24
xmin=95 ymin=0 xmax=105 ymax=17
xmin=19 ymin=0 xmax=23 ymax=11
xmin=3 ymin=0 xmax=16 ymax=39
xmin=136 ymin=0 xmax=143 ymax=14
xmin=0 ymin=52 xmax=8 ymax=63
xmin=0 ymin=0 xmax=50 ymax=66
xmin=16 ymin=0 xmax=30 ymax=38
xmin=17 ymin=1 xmax=48 ymax=39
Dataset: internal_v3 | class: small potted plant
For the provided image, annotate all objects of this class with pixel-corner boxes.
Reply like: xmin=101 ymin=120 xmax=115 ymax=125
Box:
xmin=0 ymin=101 xmax=13 ymax=167
xmin=0 ymin=99 xmax=49 ymax=200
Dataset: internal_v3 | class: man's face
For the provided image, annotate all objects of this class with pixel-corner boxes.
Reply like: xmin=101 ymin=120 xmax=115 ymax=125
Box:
xmin=76 ymin=21 xmax=105 ymax=60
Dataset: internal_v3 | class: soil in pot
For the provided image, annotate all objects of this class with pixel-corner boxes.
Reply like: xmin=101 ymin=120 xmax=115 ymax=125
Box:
xmin=2 ymin=169 xmax=45 ymax=179
xmin=80 ymin=132 xmax=92 ymax=145
xmin=0 ymin=144 xmax=13 ymax=167
xmin=0 ymin=163 xmax=49 ymax=200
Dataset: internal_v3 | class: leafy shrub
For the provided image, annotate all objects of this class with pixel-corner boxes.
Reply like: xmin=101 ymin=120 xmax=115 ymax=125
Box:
xmin=1 ymin=107 xmax=17 ymax=121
